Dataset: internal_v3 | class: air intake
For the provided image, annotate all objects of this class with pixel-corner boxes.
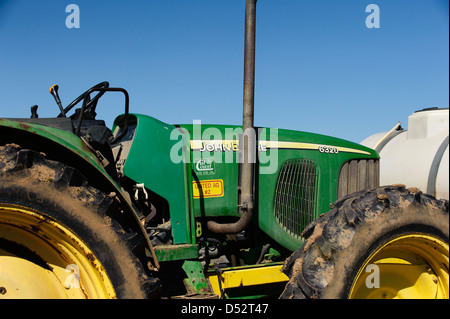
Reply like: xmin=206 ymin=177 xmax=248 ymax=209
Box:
xmin=338 ymin=159 xmax=379 ymax=199
xmin=274 ymin=159 xmax=319 ymax=239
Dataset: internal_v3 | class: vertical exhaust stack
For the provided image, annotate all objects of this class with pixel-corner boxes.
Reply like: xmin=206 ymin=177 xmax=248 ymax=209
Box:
xmin=239 ymin=0 xmax=257 ymax=227
xmin=207 ymin=0 xmax=257 ymax=234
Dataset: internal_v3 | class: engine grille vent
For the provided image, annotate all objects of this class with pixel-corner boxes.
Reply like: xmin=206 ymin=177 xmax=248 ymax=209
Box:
xmin=274 ymin=159 xmax=319 ymax=239
xmin=338 ymin=159 xmax=379 ymax=199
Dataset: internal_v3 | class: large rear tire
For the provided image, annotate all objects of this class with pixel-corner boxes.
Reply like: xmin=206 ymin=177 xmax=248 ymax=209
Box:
xmin=0 ymin=144 xmax=160 ymax=299
xmin=280 ymin=185 xmax=449 ymax=299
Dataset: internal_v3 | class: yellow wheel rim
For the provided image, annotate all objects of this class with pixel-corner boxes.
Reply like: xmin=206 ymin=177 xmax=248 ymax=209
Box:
xmin=0 ymin=204 xmax=116 ymax=299
xmin=349 ymin=234 xmax=449 ymax=299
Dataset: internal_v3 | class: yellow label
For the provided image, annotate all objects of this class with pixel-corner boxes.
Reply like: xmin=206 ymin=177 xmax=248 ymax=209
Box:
xmin=192 ymin=179 xmax=224 ymax=198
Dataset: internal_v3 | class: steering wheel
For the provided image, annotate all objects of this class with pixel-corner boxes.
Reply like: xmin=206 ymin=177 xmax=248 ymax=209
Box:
xmin=57 ymin=81 xmax=109 ymax=118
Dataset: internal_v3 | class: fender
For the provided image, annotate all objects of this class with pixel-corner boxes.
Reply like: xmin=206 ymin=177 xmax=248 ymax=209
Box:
xmin=0 ymin=118 xmax=159 ymax=269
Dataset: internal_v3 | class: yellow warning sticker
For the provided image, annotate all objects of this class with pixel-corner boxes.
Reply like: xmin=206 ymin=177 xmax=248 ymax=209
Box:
xmin=192 ymin=179 xmax=224 ymax=198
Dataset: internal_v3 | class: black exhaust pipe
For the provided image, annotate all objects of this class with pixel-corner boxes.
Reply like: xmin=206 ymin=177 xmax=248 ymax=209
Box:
xmin=207 ymin=0 xmax=257 ymax=234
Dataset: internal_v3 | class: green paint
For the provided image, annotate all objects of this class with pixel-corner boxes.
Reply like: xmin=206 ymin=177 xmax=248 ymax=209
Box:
xmin=154 ymin=245 xmax=198 ymax=262
xmin=182 ymin=261 xmax=211 ymax=294
xmin=0 ymin=118 xmax=108 ymax=175
xmin=120 ymin=114 xmax=191 ymax=244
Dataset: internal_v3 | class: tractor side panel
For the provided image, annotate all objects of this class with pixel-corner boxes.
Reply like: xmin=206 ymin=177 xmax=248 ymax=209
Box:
xmin=257 ymin=129 xmax=380 ymax=251
xmin=121 ymin=114 xmax=190 ymax=244
xmin=178 ymin=124 xmax=241 ymax=220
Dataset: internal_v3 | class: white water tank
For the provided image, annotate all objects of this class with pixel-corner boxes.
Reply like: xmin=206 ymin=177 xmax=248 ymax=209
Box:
xmin=361 ymin=108 xmax=449 ymax=200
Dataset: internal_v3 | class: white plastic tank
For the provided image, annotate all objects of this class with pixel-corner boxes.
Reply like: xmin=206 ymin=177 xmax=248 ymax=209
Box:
xmin=361 ymin=107 xmax=449 ymax=200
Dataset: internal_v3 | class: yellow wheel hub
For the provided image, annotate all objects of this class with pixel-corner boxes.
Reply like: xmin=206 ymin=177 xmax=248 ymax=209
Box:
xmin=0 ymin=204 xmax=116 ymax=299
xmin=349 ymin=234 xmax=449 ymax=299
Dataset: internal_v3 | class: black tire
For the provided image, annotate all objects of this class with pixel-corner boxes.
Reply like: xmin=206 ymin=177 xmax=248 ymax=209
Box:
xmin=280 ymin=185 xmax=449 ymax=299
xmin=0 ymin=144 xmax=161 ymax=299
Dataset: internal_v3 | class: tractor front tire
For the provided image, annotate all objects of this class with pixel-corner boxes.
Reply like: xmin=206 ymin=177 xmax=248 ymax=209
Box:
xmin=280 ymin=185 xmax=449 ymax=299
xmin=0 ymin=144 xmax=160 ymax=299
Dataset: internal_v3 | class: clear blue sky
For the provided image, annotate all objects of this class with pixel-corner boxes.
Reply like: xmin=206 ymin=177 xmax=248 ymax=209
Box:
xmin=0 ymin=0 xmax=448 ymax=143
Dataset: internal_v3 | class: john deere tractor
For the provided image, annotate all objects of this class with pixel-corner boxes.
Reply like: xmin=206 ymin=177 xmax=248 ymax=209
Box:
xmin=0 ymin=0 xmax=448 ymax=299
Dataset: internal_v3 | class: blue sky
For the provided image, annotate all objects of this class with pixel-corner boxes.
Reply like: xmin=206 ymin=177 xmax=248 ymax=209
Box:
xmin=0 ymin=0 xmax=448 ymax=143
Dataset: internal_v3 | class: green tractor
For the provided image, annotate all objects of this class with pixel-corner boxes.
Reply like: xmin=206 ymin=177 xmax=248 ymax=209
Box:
xmin=0 ymin=0 xmax=448 ymax=299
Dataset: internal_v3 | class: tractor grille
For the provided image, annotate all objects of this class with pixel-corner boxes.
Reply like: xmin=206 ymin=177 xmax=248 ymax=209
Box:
xmin=274 ymin=159 xmax=319 ymax=239
xmin=338 ymin=159 xmax=379 ymax=199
